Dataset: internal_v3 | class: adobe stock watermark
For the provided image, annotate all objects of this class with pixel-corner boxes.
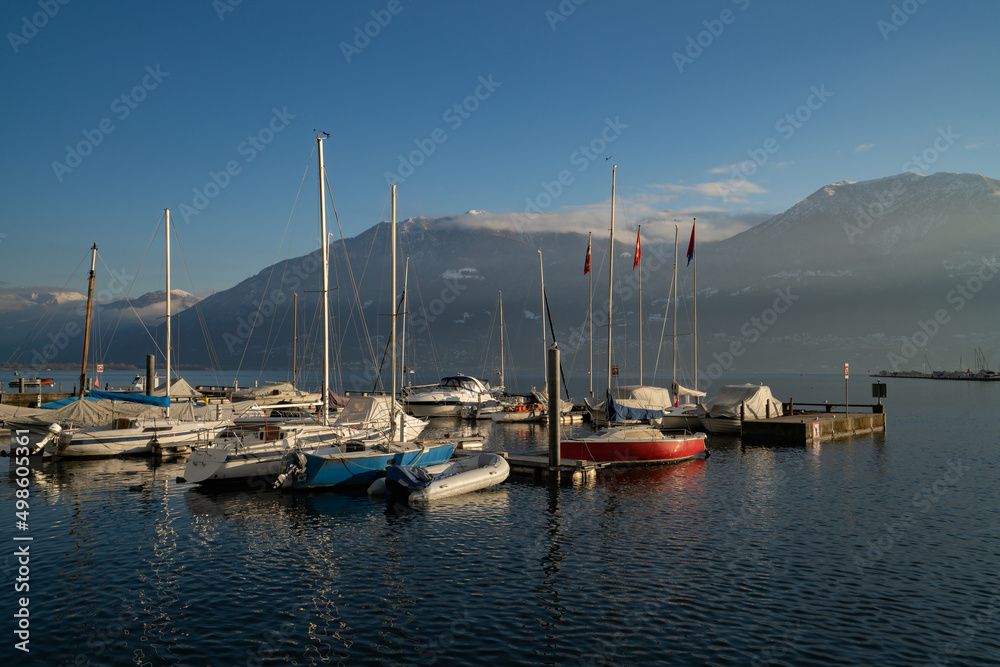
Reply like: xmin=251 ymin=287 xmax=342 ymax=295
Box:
xmin=926 ymin=591 xmax=1000 ymax=666
xmin=51 ymin=65 xmax=169 ymax=182
xmin=28 ymin=266 xmax=136 ymax=367
xmin=382 ymin=75 xmax=501 ymax=186
xmin=887 ymin=256 xmax=998 ymax=371
xmin=877 ymin=0 xmax=930 ymax=41
xmin=410 ymin=279 xmax=467 ymax=336
xmin=340 ymin=0 xmax=412 ymax=63
xmin=672 ymin=0 xmax=751 ymax=73
xmin=222 ymin=251 xmax=318 ymax=354
xmin=178 ymin=106 xmax=295 ymax=224
xmin=545 ymin=0 xmax=587 ymax=31
xmin=697 ymin=287 xmax=799 ymax=391
xmin=843 ymin=126 xmax=959 ymax=244
xmin=7 ymin=0 xmax=71 ymax=53
xmin=853 ymin=458 xmax=968 ymax=575
xmin=506 ymin=116 xmax=628 ymax=242
xmin=213 ymin=0 xmax=243 ymax=21
xmin=720 ymin=85 xmax=832 ymax=198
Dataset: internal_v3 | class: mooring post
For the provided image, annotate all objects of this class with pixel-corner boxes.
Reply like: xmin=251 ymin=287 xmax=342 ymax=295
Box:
xmin=547 ymin=343 xmax=560 ymax=469
xmin=146 ymin=354 xmax=155 ymax=396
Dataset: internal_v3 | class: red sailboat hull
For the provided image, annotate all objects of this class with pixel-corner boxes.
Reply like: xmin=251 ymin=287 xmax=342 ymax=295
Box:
xmin=561 ymin=427 xmax=706 ymax=465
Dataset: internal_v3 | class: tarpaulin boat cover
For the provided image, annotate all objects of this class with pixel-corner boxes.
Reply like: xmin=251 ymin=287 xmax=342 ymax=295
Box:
xmin=606 ymin=390 xmax=667 ymax=423
xmin=698 ymin=384 xmax=783 ymax=420
xmin=90 ymin=391 xmax=170 ymax=407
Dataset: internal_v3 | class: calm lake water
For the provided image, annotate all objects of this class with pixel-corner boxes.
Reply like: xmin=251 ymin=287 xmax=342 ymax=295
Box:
xmin=2 ymin=373 xmax=999 ymax=665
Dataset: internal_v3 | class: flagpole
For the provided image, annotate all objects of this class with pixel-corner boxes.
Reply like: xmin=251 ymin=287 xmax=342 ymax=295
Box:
xmin=637 ymin=225 xmax=642 ymax=385
xmin=607 ymin=165 xmax=615 ymax=398
xmin=692 ymin=218 xmax=698 ymax=392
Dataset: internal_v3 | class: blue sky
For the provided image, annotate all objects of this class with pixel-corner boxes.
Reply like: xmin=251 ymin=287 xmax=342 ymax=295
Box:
xmin=3 ymin=0 xmax=998 ymax=297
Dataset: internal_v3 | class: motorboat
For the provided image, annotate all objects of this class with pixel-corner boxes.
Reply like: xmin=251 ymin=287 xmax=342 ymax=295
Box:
xmin=403 ymin=375 xmax=494 ymax=417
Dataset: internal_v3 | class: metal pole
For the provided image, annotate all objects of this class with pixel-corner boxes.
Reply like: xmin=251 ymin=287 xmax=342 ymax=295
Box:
xmin=547 ymin=344 xmax=560 ymax=468
xmin=317 ymin=134 xmax=330 ymax=426
xmin=391 ymin=184 xmax=398 ymax=440
xmin=79 ymin=242 xmax=97 ymax=398
xmin=146 ymin=354 xmax=154 ymax=396
xmin=165 ymin=209 xmax=171 ymax=418
xmin=607 ymin=165 xmax=616 ymax=397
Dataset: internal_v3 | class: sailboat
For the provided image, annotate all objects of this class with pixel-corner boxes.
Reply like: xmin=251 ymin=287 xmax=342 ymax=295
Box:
xmin=658 ymin=221 xmax=705 ymax=430
xmin=277 ymin=162 xmax=453 ymax=490
xmin=561 ymin=166 xmax=707 ymax=465
xmin=185 ymin=137 xmax=430 ymax=486
xmin=49 ymin=213 xmax=230 ymax=459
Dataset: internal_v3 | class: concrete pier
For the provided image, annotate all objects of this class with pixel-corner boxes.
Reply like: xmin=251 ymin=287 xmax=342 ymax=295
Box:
xmin=741 ymin=409 xmax=886 ymax=446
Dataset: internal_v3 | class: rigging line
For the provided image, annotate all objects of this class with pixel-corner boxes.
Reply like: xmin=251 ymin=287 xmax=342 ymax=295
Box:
xmin=325 ymin=169 xmax=379 ymax=377
xmin=231 ymin=154 xmax=315 ymax=384
xmin=371 ymin=290 xmax=405 ymax=393
xmin=542 ymin=285 xmax=572 ymax=402
xmin=169 ymin=222 xmax=222 ymax=382
xmin=2 ymin=250 xmax=90 ymax=367
xmin=252 ymin=150 xmax=315 ymax=382
xmin=96 ymin=247 xmax=171 ymax=362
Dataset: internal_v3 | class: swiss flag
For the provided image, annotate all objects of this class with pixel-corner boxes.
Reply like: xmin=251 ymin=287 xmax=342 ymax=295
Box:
xmin=584 ymin=232 xmax=592 ymax=275
xmin=633 ymin=226 xmax=641 ymax=271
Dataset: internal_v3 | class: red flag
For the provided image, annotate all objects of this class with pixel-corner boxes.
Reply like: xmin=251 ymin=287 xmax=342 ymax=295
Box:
xmin=633 ymin=226 xmax=641 ymax=271
xmin=686 ymin=219 xmax=695 ymax=267
xmin=584 ymin=233 xmax=592 ymax=275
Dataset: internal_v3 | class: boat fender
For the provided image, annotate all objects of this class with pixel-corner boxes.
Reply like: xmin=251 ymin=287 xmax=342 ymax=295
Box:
xmin=704 ymin=447 xmax=711 ymax=459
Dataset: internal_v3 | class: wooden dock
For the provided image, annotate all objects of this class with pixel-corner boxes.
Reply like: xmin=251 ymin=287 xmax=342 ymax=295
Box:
xmin=741 ymin=405 xmax=885 ymax=446
xmin=453 ymin=448 xmax=604 ymax=483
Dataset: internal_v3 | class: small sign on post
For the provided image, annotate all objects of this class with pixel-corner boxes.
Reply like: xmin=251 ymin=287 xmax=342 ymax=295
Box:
xmin=844 ymin=363 xmax=849 ymax=414
xmin=97 ymin=364 xmax=104 ymax=373
xmin=611 ymin=366 xmax=619 ymax=377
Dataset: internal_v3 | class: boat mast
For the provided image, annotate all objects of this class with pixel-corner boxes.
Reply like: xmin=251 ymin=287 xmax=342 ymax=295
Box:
xmin=637 ymin=225 xmax=642 ymax=385
xmin=164 ymin=209 xmax=171 ymax=418
xmin=292 ymin=292 xmax=298 ymax=388
xmin=390 ymin=184 xmax=398 ymax=440
xmin=317 ymin=134 xmax=330 ymax=426
xmin=78 ymin=242 xmax=97 ymax=398
xmin=539 ymin=250 xmax=546 ymax=389
xmin=607 ymin=165 xmax=616 ymax=397
xmin=498 ymin=290 xmax=504 ymax=391
xmin=671 ymin=225 xmax=678 ymax=401
xmin=588 ymin=231 xmax=593 ymax=398
xmin=398 ymin=255 xmax=408 ymax=437
xmin=692 ymin=218 xmax=698 ymax=392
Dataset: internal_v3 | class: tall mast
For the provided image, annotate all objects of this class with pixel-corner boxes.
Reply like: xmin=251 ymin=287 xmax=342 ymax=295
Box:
xmin=498 ymin=291 xmax=504 ymax=391
xmin=692 ymin=218 xmax=698 ymax=392
xmin=317 ymin=134 xmax=330 ymax=426
xmin=539 ymin=250 xmax=546 ymax=387
xmin=606 ymin=165 xmax=616 ymax=397
xmin=164 ymin=209 xmax=171 ymax=417
xmin=401 ymin=257 xmax=409 ymax=389
xmin=637 ymin=225 xmax=642 ymax=385
xmin=671 ymin=225 xmax=679 ymax=400
xmin=390 ymin=184 xmax=398 ymax=440
xmin=588 ymin=231 xmax=593 ymax=398
xmin=292 ymin=292 xmax=298 ymax=387
xmin=78 ymin=242 xmax=97 ymax=398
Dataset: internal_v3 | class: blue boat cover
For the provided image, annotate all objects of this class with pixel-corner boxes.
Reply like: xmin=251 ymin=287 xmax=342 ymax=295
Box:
xmin=40 ymin=395 xmax=100 ymax=409
xmin=606 ymin=391 xmax=663 ymax=423
xmin=89 ymin=391 xmax=171 ymax=408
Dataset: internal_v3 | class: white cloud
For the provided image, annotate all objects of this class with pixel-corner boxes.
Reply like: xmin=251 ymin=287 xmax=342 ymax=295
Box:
xmin=855 ymin=143 xmax=875 ymax=153
xmin=965 ymin=142 xmax=986 ymax=150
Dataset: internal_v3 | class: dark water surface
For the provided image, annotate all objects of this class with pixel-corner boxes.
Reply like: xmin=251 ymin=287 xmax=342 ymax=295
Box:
xmin=3 ymin=374 xmax=999 ymax=665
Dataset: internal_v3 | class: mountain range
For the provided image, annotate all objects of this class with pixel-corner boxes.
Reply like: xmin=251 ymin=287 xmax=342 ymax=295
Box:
xmin=3 ymin=171 xmax=998 ymax=391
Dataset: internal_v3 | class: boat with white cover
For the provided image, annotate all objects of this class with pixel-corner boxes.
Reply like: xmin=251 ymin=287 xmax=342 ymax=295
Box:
xmin=696 ymin=383 xmax=784 ymax=434
xmin=368 ymin=452 xmax=510 ymax=504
